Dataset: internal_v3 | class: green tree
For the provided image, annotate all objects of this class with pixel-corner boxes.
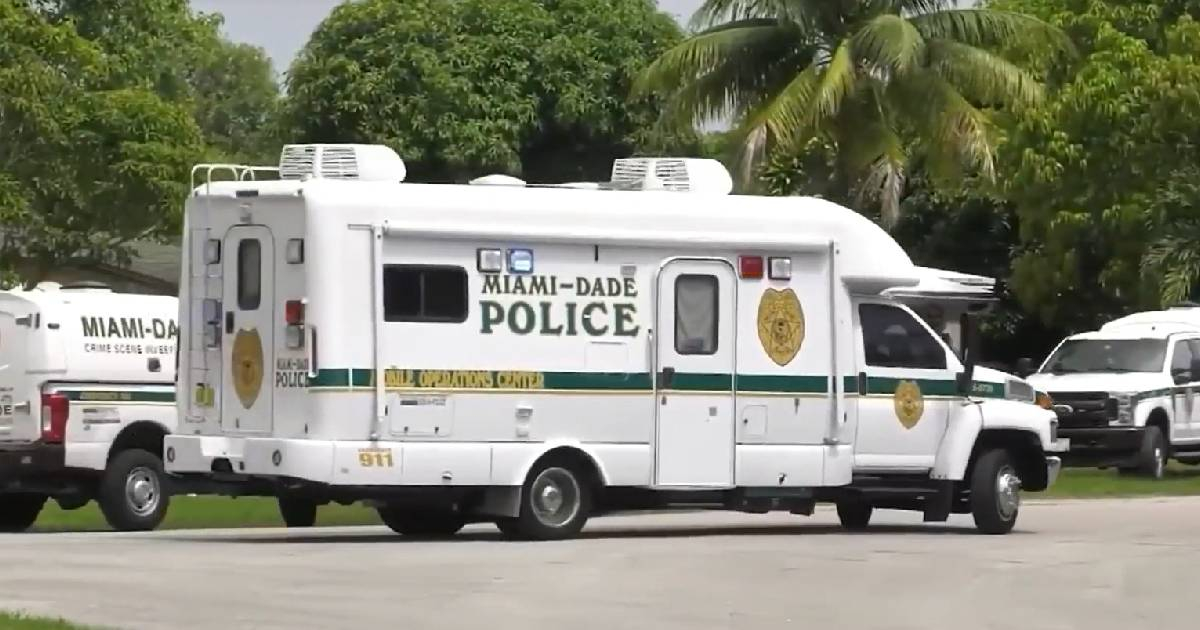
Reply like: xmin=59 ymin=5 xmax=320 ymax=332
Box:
xmin=0 ymin=1 xmax=204 ymax=283
xmin=280 ymin=0 xmax=697 ymax=184
xmin=988 ymin=0 xmax=1200 ymax=329
xmin=632 ymin=0 xmax=1071 ymax=226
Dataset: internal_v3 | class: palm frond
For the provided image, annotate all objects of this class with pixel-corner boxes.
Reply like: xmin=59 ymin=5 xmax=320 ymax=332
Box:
xmin=910 ymin=9 xmax=1075 ymax=57
xmin=851 ymin=13 xmax=926 ymax=76
xmin=689 ymin=0 xmax=834 ymax=32
xmin=892 ymin=69 xmax=996 ymax=184
xmin=1143 ymin=221 xmax=1200 ymax=304
xmin=836 ymin=84 xmax=908 ymax=226
xmin=727 ymin=65 xmax=823 ymax=188
xmin=926 ymin=39 xmax=1043 ymax=108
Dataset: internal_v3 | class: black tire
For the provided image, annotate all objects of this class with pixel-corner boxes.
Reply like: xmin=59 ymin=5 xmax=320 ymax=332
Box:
xmin=0 ymin=493 xmax=47 ymax=532
xmin=97 ymin=448 xmax=171 ymax=532
xmin=278 ymin=496 xmax=318 ymax=528
xmin=1136 ymin=426 xmax=1168 ymax=479
xmin=969 ymin=448 xmax=1021 ymax=535
xmin=499 ymin=457 xmax=592 ymax=541
xmin=835 ymin=497 xmax=872 ymax=531
xmin=377 ymin=507 xmax=465 ymax=537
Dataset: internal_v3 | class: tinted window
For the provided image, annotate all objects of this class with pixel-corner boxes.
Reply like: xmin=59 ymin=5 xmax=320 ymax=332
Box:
xmin=1173 ymin=340 xmax=1196 ymax=380
xmin=237 ymin=239 xmax=261 ymax=310
xmin=860 ymin=304 xmax=947 ymax=370
xmin=383 ymin=265 xmax=468 ymax=323
xmin=675 ymin=274 xmax=718 ymax=355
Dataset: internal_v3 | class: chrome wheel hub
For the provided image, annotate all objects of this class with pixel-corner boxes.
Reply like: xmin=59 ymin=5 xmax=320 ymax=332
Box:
xmin=995 ymin=465 xmax=1021 ymax=520
xmin=125 ymin=466 xmax=160 ymax=516
xmin=530 ymin=467 xmax=580 ymax=528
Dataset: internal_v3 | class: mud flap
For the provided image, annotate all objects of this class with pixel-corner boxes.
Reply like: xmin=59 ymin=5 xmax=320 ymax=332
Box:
xmin=922 ymin=480 xmax=954 ymax=522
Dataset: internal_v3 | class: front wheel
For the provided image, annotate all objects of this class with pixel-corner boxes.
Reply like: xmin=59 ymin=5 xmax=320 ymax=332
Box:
xmin=278 ymin=496 xmax=318 ymax=528
xmin=1137 ymin=426 xmax=1167 ymax=479
xmin=0 ymin=493 xmax=47 ymax=532
xmin=497 ymin=459 xmax=591 ymax=541
xmin=969 ymin=448 xmax=1021 ymax=535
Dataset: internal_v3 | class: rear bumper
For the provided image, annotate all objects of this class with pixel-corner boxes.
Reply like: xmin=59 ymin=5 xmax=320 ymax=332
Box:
xmin=1058 ymin=428 xmax=1144 ymax=467
xmin=0 ymin=442 xmax=67 ymax=491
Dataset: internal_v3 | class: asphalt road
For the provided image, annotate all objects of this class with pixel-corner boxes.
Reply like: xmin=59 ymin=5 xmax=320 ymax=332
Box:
xmin=3 ymin=497 xmax=1199 ymax=630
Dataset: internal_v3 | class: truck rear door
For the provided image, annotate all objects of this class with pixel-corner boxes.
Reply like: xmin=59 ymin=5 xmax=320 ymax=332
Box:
xmin=0 ymin=311 xmax=37 ymax=442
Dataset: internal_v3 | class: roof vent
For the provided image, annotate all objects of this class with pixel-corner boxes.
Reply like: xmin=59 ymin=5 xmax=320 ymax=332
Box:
xmin=609 ymin=157 xmax=733 ymax=194
xmin=33 ymin=281 xmax=61 ymax=291
xmin=469 ymin=174 xmax=527 ymax=187
xmin=278 ymin=144 xmax=407 ymax=182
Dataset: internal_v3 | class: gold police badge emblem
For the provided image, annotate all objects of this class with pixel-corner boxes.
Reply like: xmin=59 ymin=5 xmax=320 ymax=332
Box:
xmin=893 ymin=380 xmax=924 ymax=429
xmin=756 ymin=288 xmax=805 ymax=366
xmin=231 ymin=328 xmax=264 ymax=409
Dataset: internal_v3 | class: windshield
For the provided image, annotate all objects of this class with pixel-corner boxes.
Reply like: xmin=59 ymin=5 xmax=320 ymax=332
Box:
xmin=1040 ymin=338 xmax=1167 ymax=374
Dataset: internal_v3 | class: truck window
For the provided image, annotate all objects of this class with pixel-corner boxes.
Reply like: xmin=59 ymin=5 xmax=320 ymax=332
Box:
xmin=1172 ymin=340 xmax=1196 ymax=379
xmin=383 ymin=265 xmax=468 ymax=323
xmin=675 ymin=274 xmax=718 ymax=355
xmin=859 ymin=303 xmax=946 ymax=370
xmin=237 ymin=239 xmax=261 ymax=310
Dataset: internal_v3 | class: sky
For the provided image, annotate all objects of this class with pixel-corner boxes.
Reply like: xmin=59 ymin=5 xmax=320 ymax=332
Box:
xmin=190 ymin=0 xmax=708 ymax=76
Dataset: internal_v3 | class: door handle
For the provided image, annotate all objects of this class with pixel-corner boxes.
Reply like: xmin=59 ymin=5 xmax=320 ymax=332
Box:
xmin=660 ymin=366 xmax=676 ymax=389
xmin=225 ymin=311 xmax=234 ymax=334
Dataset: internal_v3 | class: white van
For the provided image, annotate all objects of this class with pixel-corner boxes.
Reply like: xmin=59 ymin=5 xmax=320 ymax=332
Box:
xmin=164 ymin=144 xmax=1065 ymax=539
xmin=0 ymin=282 xmax=178 ymax=531
xmin=1026 ymin=306 xmax=1200 ymax=478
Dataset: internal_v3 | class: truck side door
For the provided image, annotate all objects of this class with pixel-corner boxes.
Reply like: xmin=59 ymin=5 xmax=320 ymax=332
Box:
xmin=1169 ymin=338 xmax=1196 ymax=443
xmin=852 ymin=301 xmax=955 ymax=471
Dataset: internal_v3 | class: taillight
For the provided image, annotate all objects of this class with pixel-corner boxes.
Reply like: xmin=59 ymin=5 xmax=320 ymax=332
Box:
xmin=285 ymin=299 xmax=306 ymax=349
xmin=285 ymin=300 xmax=305 ymax=325
xmin=40 ymin=392 xmax=69 ymax=443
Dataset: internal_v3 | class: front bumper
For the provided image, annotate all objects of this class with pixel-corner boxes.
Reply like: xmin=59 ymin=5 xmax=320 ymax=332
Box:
xmin=0 ymin=442 xmax=67 ymax=491
xmin=1058 ymin=427 xmax=1145 ymax=467
xmin=1045 ymin=455 xmax=1062 ymax=487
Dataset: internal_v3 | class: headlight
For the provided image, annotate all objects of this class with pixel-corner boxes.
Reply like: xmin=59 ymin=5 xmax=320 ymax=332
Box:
xmin=1107 ymin=393 xmax=1134 ymax=425
xmin=1005 ymin=379 xmax=1036 ymax=404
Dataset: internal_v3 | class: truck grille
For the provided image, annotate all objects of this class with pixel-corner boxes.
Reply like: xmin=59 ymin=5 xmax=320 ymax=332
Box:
xmin=1047 ymin=391 xmax=1113 ymax=428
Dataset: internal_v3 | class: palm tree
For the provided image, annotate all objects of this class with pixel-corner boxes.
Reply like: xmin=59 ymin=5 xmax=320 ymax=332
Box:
xmin=1144 ymin=221 xmax=1200 ymax=306
xmin=632 ymin=0 xmax=1071 ymax=227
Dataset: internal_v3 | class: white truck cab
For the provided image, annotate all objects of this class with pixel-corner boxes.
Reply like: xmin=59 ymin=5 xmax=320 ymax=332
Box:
xmin=164 ymin=143 xmax=1064 ymax=538
xmin=0 ymin=282 xmax=178 ymax=531
xmin=1026 ymin=306 xmax=1200 ymax=478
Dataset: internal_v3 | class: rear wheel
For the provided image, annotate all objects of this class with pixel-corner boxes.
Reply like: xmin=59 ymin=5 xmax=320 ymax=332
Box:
xmin=498 ymin=458 xmax=591 ymax=541
xmin=278 ymin=496 xmax=318 ymax=528
xmin=835 ymin=497 xmax=872 ymax=531
xmin=969 ymin=448 xmax=1021 ymax=535
xmin=377 ymin=507 xmax=465 ymax=538
xmin=97 ymin=448 xmax=170 ymax=532
xmin=0 ymin=493 xmax=47 ymax=532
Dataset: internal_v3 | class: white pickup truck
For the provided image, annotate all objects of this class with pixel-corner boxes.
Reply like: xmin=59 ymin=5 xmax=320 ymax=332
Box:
xmin=0 ymin=282 xmax=178 ymax=531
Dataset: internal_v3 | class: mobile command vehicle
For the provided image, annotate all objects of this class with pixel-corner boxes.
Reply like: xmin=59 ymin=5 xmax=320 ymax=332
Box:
xmin=1026 ymin=306 xmax=1200 ymax=478
xmin=0 ymin=282 xmax=178 ymax=531
xmin=165 ymin=143 xmax=1064 ymax=539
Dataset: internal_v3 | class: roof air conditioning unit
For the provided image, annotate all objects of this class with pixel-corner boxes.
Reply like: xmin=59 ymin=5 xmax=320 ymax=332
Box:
xmin=278 ymin=143 xmax=407 ymax=182
xmin=610 ymin=157 xmax=733 ymax=195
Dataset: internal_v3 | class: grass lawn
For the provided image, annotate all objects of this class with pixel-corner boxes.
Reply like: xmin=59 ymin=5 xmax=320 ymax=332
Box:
xmin=0 ymin=611 xmax=105 ymax=630
xmin=22 ymin=464 xmax=1200 ymax=533
xmin=1040 ymin=462 xmax=1200 ymax=499
xmin=30 ymin=495 xmax=381 ymax=533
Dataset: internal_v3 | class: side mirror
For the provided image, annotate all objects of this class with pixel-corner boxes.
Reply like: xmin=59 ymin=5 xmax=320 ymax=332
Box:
xmin=956 ymin=363 xmax=976 ymax=396
xmin=1015 ymin=357 xmax=1034 ymax=378
xmin=1175 ymin=369 xmax=1192 ymax=385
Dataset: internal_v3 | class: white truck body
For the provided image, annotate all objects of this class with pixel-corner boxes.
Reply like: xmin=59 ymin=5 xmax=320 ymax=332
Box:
xmin=0 ymin=282 xmax=178 ymax=531
xmin=1027 ymin=306 xmax=1200 ymax=477
xmin=165 ymin=144 xmax=1064 ymax=538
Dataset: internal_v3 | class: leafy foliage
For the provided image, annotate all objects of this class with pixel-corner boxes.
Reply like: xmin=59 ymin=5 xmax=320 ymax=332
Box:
xmin=281 ymin=0 xmax=696 ymax=184
xmin=633 ymin=0 xmax=1071 ymax=225
xmin=988 ymin=0 xmax=1200 ymax=328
